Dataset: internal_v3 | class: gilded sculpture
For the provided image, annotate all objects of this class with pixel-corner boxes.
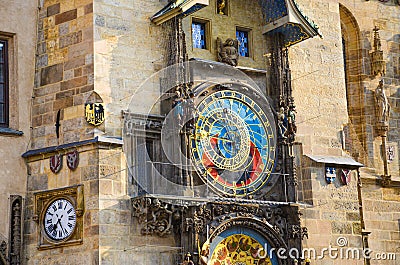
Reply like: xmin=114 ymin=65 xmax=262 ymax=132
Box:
xmin=217 ymin=0 xmax=226 ymax=15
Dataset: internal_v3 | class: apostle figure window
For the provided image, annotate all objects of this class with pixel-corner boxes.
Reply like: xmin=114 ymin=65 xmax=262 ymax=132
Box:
xmin=0 ymin=40 xmax=8 ymax=127
xmin=192 ymin=21 xmax=206 ymax=49
xmin=236 ymin=29 xmax=249 ymax=57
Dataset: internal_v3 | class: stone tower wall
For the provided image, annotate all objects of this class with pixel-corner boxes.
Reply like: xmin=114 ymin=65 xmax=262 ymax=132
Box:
xmin=31 ymin=0 xmax=95 ymax=150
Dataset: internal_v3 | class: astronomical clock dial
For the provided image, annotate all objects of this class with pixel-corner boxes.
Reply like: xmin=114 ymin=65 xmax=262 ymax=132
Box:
xmin=191 ymin=90 xmax=276 ymax=196
xmin=44 ymin=198 xmax=77 ymax=241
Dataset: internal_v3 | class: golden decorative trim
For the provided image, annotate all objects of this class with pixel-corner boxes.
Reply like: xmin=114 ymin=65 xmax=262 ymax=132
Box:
xmin=34 ymin=185 xmax=84 ymax=250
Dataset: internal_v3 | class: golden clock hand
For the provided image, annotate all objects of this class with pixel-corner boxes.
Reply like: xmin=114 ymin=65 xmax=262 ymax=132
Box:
xmin=197 ymin=130 xmax=234 ymax=142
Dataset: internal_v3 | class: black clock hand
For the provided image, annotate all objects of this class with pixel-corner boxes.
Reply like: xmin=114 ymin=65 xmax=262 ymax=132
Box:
xmin=51 ymin=222 xmax=57 ymax=232
xmin=58 ymin=219 xmax=65 ymax=232
xmin=54 ymin=214 xmax=64 ymax=232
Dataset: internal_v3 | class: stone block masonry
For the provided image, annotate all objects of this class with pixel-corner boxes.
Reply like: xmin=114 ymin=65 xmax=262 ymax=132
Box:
xmin=32 ymin=0 xmax=94 ymax=149
xmin=23 ymin=145 xmax=100 ymax=265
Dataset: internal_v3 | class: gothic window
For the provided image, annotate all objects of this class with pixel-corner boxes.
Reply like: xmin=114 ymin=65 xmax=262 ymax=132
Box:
xmin=192 ymin=21 xmax=207 ymax=49
xmin=236 ymin=28 xmax=250 ymax=57
xmin=0 ymin=39 xmax=8 ymax=127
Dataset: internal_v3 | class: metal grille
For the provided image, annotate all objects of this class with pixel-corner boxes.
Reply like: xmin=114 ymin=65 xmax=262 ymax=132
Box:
xmin=192 ymin=22 xmax=206 ymax=49
xmin=236 ymin=30 xmax=249 ymax=57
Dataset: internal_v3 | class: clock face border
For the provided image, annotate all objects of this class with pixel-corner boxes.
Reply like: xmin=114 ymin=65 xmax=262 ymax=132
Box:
xmin=34 ymin=185 xmax=84 ymax=250
xmin=191 ymin=88 xmax=276 ymax=197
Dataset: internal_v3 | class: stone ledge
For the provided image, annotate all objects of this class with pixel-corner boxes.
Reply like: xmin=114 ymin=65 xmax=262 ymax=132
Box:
xmin=22 ymin=136 xmax=123 ymax=159
xmin=0 ymin=127 xmax=24 ymax=136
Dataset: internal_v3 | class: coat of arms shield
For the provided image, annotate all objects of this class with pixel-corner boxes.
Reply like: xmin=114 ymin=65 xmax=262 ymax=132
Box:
xmin=340 ymin=169 xmax=351 ymax=185
xmin=325 ymin=167 xmax=336 ymax=184
xmin=50 ymin=154 xmax=62 ymax=174
xmin=85 ymin=103 xmax=105 ymax=126
xmin=66 ymin=150 xmax=79 ymax=170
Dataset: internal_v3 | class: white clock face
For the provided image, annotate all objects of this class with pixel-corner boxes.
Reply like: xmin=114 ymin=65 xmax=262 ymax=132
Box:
xmin=44 ymin=199 xmax=76 ymax=240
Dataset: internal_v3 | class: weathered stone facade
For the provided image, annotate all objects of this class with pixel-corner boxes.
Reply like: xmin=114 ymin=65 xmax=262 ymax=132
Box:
xmin=0 ymin=0 xmax=36 ymax=262
xmin=32 ymin=0 xmax=94 ymax=149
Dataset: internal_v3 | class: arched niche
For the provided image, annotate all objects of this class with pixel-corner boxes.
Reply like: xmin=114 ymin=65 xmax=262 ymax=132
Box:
xmin=208 ymin=217 xmax=288 ymax=265
xmin=340 ymin=4 xmax=370 ymax=166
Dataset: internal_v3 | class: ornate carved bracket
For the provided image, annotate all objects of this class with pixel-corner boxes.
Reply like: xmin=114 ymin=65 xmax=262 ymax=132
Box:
xmin=131 ymin=196 xmax=186 ymax=237
xmin=380 ymin=174 xmax=392 ymax=187
xmin=189 ymin=201 xmax=300 ymax=243
xmin=288 ymin=224 xmax=308 ymax=240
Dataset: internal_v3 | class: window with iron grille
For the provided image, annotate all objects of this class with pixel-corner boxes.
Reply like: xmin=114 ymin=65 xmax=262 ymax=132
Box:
xmin=236 ymin=29 xmax=250 ymax=57
xmin=0 ymin=40 xmax=8 ymax=127
xmin=192 ymin=21 xmax=207 ymax=49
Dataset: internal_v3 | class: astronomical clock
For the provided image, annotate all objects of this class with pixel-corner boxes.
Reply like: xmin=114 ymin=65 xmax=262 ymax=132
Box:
xmin=191 ymin=89 xmax=276 ymax=197
xmin=128 ymin=63 xmax=306 ymax=265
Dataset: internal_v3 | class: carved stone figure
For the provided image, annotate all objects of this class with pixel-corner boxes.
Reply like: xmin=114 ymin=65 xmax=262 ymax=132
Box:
xmin=183 ymin=253 xmax=194 ymax=265
xmin=287 ymin=105 xmax=297 ymax=139
xmin=277 ymin=107 xmax=288 ymax=139
xmin=199 ymin=241 xmax=210 ymax=265
xmin=272 ymin=208 xmax=286 ymax=236
xmin=184 ymin=92 xmax=196 ymax=130
xmin=217 ymin=37 xmax=239 ymax=66
xmin=375 ymin=79 xmax=390 ymax=124
xmin=173 ymin=90 xmax=184 ymax=126
xmin=0 ymin=240 xmax=7 ymax=265
xmin=131 ymin=197 xmax=184 ymax=237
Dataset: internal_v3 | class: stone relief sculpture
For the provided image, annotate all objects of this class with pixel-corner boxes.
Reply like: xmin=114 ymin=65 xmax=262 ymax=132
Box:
xmin=217 ymin=37 xmax=239 ymax=66
xmin=375 ymin=79 xmax=390 ymax=124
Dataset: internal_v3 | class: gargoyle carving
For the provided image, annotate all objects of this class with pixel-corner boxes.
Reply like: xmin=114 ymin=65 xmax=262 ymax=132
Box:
xmin=131 ymin=197 xmax=183 ymax=237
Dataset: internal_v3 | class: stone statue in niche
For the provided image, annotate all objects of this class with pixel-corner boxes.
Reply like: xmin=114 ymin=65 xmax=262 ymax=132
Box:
xmin=375 ymin=79 xmax=390 ymax=124
xmin=173 ymin=90 xmax=184 ymax=126
xmin=277 ymin=107 xmax=288 ymax=139
xmin=217 ymin=37 xmax=239 ymax=66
